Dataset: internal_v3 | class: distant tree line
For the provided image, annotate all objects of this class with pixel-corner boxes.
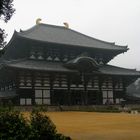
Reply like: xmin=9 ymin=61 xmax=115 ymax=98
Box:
xmin=127 ymin=79 xmax=140 ymax=96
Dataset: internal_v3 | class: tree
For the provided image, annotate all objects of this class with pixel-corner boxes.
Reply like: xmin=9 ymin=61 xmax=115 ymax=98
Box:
xmin=127 ymin=78 xmax=140 ymax=95
xmin=0 ymin=0 xmax=15 ymax=48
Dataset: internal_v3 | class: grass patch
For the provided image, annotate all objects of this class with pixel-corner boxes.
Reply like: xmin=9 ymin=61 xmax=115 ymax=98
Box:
xmin=30 ymin=111 xmax=140 ymax=140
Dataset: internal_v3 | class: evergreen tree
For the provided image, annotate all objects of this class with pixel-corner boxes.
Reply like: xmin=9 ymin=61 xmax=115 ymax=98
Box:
xmin=0 ymin=0 xmax=15 ymax=49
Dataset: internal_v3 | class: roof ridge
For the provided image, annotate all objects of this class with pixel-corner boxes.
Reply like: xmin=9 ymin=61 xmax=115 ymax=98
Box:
xmin=19 ymin=23 xmax=66 ymax=35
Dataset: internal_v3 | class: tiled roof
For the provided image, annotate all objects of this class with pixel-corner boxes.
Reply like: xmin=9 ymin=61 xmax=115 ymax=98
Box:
xmin=5 ymin=59 xmax=76 ymax=73
xmin=4 ymin=59 xmax=140 ymax=76
xmin=14 ymin=23 xmax=128 ymax=51
xmin=99 ymin=65 xmax=140 ymax=76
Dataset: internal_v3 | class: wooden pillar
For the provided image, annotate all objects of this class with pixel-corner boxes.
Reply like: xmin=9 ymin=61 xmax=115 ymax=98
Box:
xmin=112 ymin=77 xmax=116 ymax=104
xmin=15 ymin=70 xmax=20 ymax=105
xmin=10 ymin=70 xmax=18 ymax=105
xmin=67 ymin=75 xmax=71 ymax=106
xmin=31 ymin=72 xmax=35 ymax=90
xmin=50 ymin=74 xmax=54 ymax=105
xmin=15 ymin=70 xmax=19 ymax=90
xmin=122 ymin=78 xmax=126 ymax=99
xmin=98 ymin=76 xmax=103 ymax=105
xmin=83 ymin=73 xmax=88 ymax=105
xmin=31 ymin=71 xmax=36 ymax=105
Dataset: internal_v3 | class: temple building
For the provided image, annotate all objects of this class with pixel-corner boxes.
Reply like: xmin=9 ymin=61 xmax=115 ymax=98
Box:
xmin=0 ymin=21 xmax=139 ymax=106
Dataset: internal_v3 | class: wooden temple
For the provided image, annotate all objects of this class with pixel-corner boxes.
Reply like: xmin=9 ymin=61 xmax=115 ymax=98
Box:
xmin=0 ymin=22 xmax=139 ymax=105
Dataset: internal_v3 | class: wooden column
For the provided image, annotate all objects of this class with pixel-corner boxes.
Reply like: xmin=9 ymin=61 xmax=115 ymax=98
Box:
xmin=122 ymin=78 xmax=126 ymax=99
xmin=10 ymin=70 xmax=19 ymax=105
xmin=67 ymin=75 xmax=71 ymax=106
xmin=31 ymin=71 xmax=35 ymax=105
xmin=50 ymin=73 xmax=54 ymax=105
xmin=83 ymin=73 xmax=88 ymax=105
xmin=112 ymin=77 xmax=116 ymax=104
xmin=98 ymin=76 xmax=103 ymax=105
xmin=15 ymin=70 xmax=19 ymax=90
xmin=14 ymin=70 xmax=20 ymax=105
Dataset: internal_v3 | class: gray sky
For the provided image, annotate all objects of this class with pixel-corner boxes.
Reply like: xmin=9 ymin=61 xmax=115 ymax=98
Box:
xmin=0 ymin=0 xmax=140 ymax=70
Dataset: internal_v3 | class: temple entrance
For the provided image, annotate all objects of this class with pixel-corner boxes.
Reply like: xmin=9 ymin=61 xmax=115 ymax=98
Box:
xmin=52 ymin=89 xmax=68 ymax=105
xmin=52 ymin=89 xmax=100 ymax=105
xmin=71 ymin=90 xmax=83 ymax=105
xmin=87 ymin=90 xmax=99 ymax=105
xmin=18 ymin=88 xmax=34 ymax=105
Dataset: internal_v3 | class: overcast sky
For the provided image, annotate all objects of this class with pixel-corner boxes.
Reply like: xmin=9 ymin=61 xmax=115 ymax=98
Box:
xmin=0 ymin=0 xmax=140 ymax=70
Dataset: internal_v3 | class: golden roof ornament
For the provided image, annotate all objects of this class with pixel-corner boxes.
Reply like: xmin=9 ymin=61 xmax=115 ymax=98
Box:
xmin=36 ymin=18 xmax=42 ymax=25
xmin=63 ymin=22 xmax=69 ymax=28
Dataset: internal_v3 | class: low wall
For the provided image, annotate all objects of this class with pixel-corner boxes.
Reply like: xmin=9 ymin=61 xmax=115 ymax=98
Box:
xmin=4 ymin=104 xmax=140 ymax=112
xmin=12 ymin=105 xmax=120 ymax=112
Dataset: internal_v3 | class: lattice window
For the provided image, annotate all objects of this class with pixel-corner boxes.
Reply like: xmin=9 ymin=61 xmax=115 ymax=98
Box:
xmin=47 ymin=56 xmax=53 ymax=61
xmin=102 ymin=90 xmax=114 ymax=104
xmin=116 ymin=98 xmax=123 ymax=104
xmin=35 ymin=89 xmax=50 ymax=105
xmin=87 ymin=80 xmax=92 ymax=88
xmin=20 ymin=98 xmax=32 ymax=105
xmin=37 ymin=52 xmax=44 ymax=60
xmin=63 ymin=55 xmax=68 ymax=62
xmin=93 ymin=77 xmax=99 ymax=88
xmin=54 ymin=56 xmax=60 ymax=62
xmin=30 ymin=51 xmax=36 ymax=59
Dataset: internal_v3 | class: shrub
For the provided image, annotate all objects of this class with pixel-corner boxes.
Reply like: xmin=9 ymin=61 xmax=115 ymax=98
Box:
xmin=30 ymin=111 xmax=71 ymax=140
xmin=92 ymin=106 xmax=121 ymax=113
xmin=30 ymin=111 xmax=57 ymax=139
xmin=0 ymin=111 xmax=30 ymax=140
xmin=0 ymin=110 xmax=71 ymax=140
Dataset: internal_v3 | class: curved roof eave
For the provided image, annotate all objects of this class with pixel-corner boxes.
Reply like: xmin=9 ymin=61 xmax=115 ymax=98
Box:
xmin=19 ymin=23 xmax=128 ymax=47
xmin=3 ymin=30 xmax=19 ymax=50
xmin=3 ymin=59 xmax=140 ymax=77
xmin=68 ymin=28 xmax=128 ymax=50
xmin=15 ymin=23 xmax=128 ymax=52
xmin=99 ymin=64 xmax=140 ymax=76
xmin=8 ymin=32 xmax=128 ymax=53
